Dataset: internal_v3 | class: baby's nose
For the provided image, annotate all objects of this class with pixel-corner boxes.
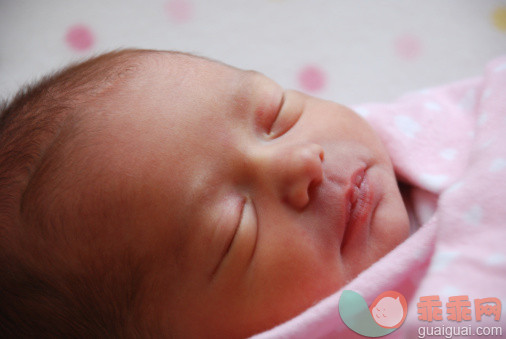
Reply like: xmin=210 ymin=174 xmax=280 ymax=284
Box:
xmin=260 ymin=142 xmax=324 ymax=209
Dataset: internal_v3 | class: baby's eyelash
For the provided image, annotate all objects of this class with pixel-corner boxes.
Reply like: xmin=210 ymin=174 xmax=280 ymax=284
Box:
xmin=267 ymin=92 xmax=302 ymax=139
xmin=210 ymin=197 xmax=258 ymax=280
xmin=267 ymin=92 xmax=286 ymax=135
xmin=222 ymin=197 xmax=246 ymax=258
xmin=210 ymin=198 xmax=245 ymax=279
xmin=246 ymin=198 xmax=259 ymax=267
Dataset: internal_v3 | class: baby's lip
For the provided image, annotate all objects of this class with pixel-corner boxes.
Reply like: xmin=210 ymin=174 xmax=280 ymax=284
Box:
xmin=340 ymin=167 xmax=374 ymax=252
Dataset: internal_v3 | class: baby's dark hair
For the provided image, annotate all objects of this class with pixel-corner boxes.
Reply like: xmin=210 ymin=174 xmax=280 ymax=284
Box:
xmin=0 ymin=49 xmax=158 ymax=337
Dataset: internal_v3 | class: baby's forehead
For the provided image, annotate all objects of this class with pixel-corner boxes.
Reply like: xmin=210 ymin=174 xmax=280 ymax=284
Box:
xmin=86 ymin=50 xmax=215 ymax=93
xmin=113 ymin=51 xmax=258 ymax=110
xmin=135 ymin=50 xmax=233 ymax=75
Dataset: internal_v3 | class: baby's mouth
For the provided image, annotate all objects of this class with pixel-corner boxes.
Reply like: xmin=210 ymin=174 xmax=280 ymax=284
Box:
xmin=340 ymin=167 xmax=374 ymax=251
xmin=346 ymin=169 xmax=365 ymax=224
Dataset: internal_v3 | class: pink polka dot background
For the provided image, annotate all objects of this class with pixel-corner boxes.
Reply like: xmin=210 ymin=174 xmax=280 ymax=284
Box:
xmin=298 ymin=65 xmax=327 ymax=93
xmin=394 ymin=34 xmax=422 ymax=61
xmin=65 ymin=24 xmax=95 ymax=52
xmin=0 ymin=1 xmax=505 ymax=105
xmin=166 ymin=0 xmax=193 ymax=23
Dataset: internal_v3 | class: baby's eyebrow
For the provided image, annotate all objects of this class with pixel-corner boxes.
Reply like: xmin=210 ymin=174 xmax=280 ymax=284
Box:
xmin=230 ymin=70 xmax=278 ymax=119
xmin=227 ymin=73 xmax=258 ymax=119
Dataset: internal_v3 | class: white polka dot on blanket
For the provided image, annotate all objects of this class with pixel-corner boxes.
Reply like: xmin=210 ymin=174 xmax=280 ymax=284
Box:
xmin=429 ymin=250 xmax=460 ymax=272
xmin=478 ymin=112 xmax=488 ymax=126
xmin=493 ymin=61 xmax=506 ymax=73
xmin=485 ymin=253 xmax=506 ymax=266
xmin=479 ymin=139 xmax=494 ymax=150
xmin=394 ymin=115 xmax=421 ymax=138
xmin=439 ymin=148 xmax=457 ymax=161
xmin=459 ymin=88 xmax=476 ymax=112
xmin=424 ymin=101 xmax=442 ymax=111
xmin=462 ymin=204 xmax=483 ymax=226
xmin=489 ymin=157 xmax=506 ymax=172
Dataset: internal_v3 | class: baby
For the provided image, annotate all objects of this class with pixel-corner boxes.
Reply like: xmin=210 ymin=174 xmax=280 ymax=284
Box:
xmin=0 ymin=49 xmax=409 ymax=338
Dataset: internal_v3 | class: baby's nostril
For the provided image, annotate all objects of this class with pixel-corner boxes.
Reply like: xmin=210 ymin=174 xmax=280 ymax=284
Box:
xmin=307 ymin=177 xmax=320 ymax=198
xmin=311 ymin=144 xmax=324 ymax=161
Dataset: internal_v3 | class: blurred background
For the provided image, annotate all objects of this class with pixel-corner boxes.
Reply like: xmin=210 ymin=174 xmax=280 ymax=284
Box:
xmin=1 ymin=0 xmax=505 ymax=106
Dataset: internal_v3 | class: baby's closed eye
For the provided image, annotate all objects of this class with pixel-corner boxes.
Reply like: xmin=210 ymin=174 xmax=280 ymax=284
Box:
xmin=266 ymin=91 xmax=303 ymax=139
xmin=212 ymin=197 xmax=258 ymax=279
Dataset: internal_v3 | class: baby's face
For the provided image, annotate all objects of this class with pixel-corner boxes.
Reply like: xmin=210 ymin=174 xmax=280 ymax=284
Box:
xmin=83 ymin=52 xmax=409 ymax=337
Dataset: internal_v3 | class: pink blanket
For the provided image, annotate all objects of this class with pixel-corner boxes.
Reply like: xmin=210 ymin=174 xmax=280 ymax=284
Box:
xmin=252 ymin=56 xmax=506 ymax=338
